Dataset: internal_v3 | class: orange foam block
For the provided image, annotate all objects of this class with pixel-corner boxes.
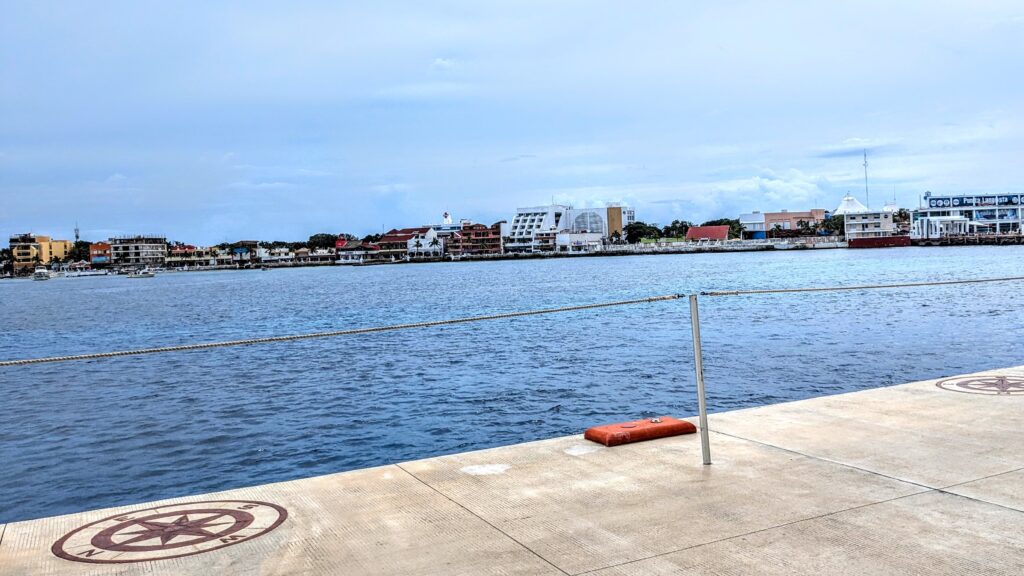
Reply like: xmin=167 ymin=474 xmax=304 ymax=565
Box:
xmin=584 ymin=416 xmax=697 ymax=447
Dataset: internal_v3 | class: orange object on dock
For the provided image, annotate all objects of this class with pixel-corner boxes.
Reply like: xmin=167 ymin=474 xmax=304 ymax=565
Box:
xmin=584 ymin=416 xmax=697 ymax=447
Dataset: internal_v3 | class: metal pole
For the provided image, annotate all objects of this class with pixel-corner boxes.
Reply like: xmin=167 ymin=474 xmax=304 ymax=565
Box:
xmin=689 ymin=294 xmax=712 ymax=465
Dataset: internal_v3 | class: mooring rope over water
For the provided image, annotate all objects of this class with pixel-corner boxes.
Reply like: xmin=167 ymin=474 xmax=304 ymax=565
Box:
xmin=0 ymin=294 xmax=686 ymax=367
xmin=701 ymin=275 xmax=1024 ymax=297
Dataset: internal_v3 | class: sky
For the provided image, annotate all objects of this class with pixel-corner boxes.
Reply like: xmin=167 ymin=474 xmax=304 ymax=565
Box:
xmin=2 ymin=1 xmax=1023 ymax=245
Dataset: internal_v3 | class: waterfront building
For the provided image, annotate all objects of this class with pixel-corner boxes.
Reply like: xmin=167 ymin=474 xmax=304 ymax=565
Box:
xmin=378 ymin=227 xmax=437 ymax=259
xmin=506 ymin=205 xmax=570 ymax=252
xmin=336 ymin=239 xmax=382 ymax=263
xmin=739 ymin=209 xmax=828 ymax=239
xmin=564 ymin=205 xmax=635 ymax=237
xmin=228 ymin=240 xmax=262 ymax=266
xmin=262 ymin=247 xmax=295 ymax=265
xmin=447 ymin=221 xmax=506 ymax=256
xmin=166 ymin=245 xmax=217 ymax=269
xmin=506 ymin=204 xmax=634 ymax=252
xmin=425 ymin=213 xmax=469 ymax=256
xmin=833 ymin=194 xmax=907 ymax=248
xmin=110 ymin=235 xmax=167 ymax=268
xmin=407 ymin=228 xmax=442 ymax=258
xmin=293 ymin=247 xmax=336 ymax=264
xmin=739 ymin=213 xmax=767 ymax=239
xmin=8 ymin=233 xmax=73 ymax=273
xmin=911 ymin=192 xmax=1022 ymax=239
xmin=554 ymin=232 xmax=605 ymax=252
xmin=89 ymin=242 xmax=112 ymax=267
xmin=685 ymin=225 xmax=730 ymax=241
xmin=764 ymin=209 xmax=827 ymax=232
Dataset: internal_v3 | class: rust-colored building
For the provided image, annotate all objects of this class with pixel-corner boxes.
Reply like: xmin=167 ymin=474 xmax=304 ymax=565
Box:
xmin=89 ymin=242 xmax=112 ymax=267
xmin=448 ymin=221 xmax=505 ymax=255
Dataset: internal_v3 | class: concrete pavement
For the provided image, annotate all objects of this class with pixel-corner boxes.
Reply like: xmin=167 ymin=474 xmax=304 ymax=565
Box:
xmin=3 ymin=368 xmax=1024 ymax=575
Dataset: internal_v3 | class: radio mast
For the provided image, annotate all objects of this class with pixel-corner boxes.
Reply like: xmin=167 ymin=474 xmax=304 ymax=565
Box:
xmin=863 ymin=149 xmax=870 ymax=208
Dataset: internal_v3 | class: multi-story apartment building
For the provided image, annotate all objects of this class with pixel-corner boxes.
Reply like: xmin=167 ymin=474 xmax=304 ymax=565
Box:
xmin=506 ymin=204 xmax=634 ymax=252
xmin=165 ymin=245 xmax=217 ymax=269
xmin=8 ymin=233 xmax=73 ymax=272
xmin=89 ymin=242 xmax=112 ymax=267
xmin=506 ymin=205 xmax=570 ymax=252
xmin=110 ymin=235 xmax=167 ymax=268
xmin=447 ymin=221 xmax=506 ymax=255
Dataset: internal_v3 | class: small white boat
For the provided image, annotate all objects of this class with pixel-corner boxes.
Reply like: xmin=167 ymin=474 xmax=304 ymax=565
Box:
xmin=127 ymin=268 xmax=156 ymax=278
xmin=65 ymin=269 xmax=109 ymax=278
xmin=32 ymin=266 xmax=51 ymax=281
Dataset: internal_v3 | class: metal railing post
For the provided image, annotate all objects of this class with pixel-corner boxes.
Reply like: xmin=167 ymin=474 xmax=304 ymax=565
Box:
xmin=689 ymin=294 xmax=712 ymax=465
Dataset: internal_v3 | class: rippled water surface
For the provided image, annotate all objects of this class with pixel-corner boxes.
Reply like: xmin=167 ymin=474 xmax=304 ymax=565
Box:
xmin=2 ymin=246 xmax=1024 ymax=523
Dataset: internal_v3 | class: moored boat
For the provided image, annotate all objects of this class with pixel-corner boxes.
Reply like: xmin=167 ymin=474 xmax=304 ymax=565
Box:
xmin=127 ymin=268 xmax=156 ymax=278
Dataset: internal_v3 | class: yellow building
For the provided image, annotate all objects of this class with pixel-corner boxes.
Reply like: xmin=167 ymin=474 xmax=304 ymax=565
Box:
xmin=9 ymin=234 xmax=73 ymax=272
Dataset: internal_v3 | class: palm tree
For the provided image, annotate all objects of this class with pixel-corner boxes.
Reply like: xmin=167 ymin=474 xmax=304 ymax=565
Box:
xmin=429 ymin=237 xmax=441 ymax=255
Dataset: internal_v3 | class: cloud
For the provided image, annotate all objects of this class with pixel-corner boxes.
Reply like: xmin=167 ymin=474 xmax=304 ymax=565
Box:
xmin=430 ymin=57 xmax=457 ymax=71
xmin=226 ymin=181 xmax=295 ymax=190
xmin=376 ymin=81 xmax=475 ymax=100
xmin=370 ymin=183 xmax=413 ymax=194
xmin=815 ymin=138 xmax=904 ymax=159
xmin=232 ymin=164 xmax=334 ymax=178
xmin=550 ymin=163 xmax=632 ymax=176
xmin=2 ymin=2 xmax=1023 ymax=243
xmin=499 ymin=154 xmax=537 ymax=163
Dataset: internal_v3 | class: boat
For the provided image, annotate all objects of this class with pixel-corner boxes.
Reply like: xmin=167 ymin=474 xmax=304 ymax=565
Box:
xmin=64 ymin=269 xmax=109 ymax=278
xmin=32 ymin=266 xmax=51 ymax=281
xmin=127 ymin=268 xmax=156 ymax=278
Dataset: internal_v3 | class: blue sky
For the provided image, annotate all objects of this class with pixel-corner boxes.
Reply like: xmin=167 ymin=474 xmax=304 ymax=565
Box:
xmin=2 ymin=1 xmax=1022 ymax=244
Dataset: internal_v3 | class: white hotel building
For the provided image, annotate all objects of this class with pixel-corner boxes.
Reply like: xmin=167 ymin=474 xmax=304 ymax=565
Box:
xmin=505 ymin=204 xmax=636 ymax=252
xmin=911 ymin=192 xmax=1022 ymax=239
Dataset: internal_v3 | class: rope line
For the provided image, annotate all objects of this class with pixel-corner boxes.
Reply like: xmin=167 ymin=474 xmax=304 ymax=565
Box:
xmin=6 ymin=275 xmax=1023 ymax=368
xmin=701 ymin=275 xmax=1024 ymax=297
xmin=0 ymin=294 xmax=686 ymax=367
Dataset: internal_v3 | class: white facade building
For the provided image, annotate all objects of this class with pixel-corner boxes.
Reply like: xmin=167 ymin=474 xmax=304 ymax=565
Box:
xmin=833 ymin=195 xmax=897 ymax=240
xmin=406 ymin=228 xmax=442 ymax=257
xmin=506 ymin=205 xmax=570 ymax=252
xmin=506 ymin=204 xmax=634 ymax=252
xmin=110 ymin=236 xmax=167 ymax=267
xmin=739 ymin=212 xmax=767 ymax=239
xmin=912 ymin=192 xmax=1022 ymax=238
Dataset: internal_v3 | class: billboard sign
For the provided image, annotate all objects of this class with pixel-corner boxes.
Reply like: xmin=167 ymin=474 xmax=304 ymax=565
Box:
xmin=928 ymin=195 xmax=1021 ymax=208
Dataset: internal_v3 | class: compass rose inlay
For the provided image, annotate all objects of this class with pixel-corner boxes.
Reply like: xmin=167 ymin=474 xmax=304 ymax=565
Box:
xmin=52 ymin=500 xmax=287 ymax=564
xmin=935 ymin=375 xmax=1024 ymax=396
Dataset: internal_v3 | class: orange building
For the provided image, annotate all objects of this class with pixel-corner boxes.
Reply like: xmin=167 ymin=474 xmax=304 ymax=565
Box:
xmin=89 ymin=242 xmax=112 ymax=267
xmin=762 ymin=209 xmax=827 ymax=232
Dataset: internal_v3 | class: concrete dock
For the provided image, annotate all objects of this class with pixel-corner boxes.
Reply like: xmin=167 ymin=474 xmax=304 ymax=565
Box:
xmin=3 ymin=367 xmax=1024 ymax=575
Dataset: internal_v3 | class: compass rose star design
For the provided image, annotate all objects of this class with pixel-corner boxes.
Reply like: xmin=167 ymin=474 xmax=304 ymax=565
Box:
xmin=117 ymin=514 xmax=234 ymax=546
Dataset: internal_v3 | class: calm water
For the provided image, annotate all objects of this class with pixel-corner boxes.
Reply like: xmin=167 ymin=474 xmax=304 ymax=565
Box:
xmin=2 ymin=246 xmax=1024 ymax=523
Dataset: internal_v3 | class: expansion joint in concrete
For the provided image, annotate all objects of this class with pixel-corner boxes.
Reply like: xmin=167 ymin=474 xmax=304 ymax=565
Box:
xmin=394 ymin=463 xmax=572 ymax=576
xmin=573 ymin=491 xmax=926 ymax=575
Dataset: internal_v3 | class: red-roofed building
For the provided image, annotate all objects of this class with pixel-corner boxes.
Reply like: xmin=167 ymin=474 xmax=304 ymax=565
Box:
xmin=685 ymin=225 xmax=730 ymax=241
xmin=378 ymin=227 xmax=437 ymax=259
xmin=336 ymin=240 xmax=382 ymax=264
